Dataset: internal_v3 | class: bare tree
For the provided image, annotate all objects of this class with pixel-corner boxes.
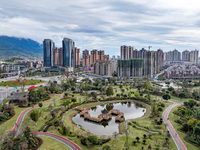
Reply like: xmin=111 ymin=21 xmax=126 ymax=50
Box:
xmin=18 ymin=142 xmax=28 ymax=150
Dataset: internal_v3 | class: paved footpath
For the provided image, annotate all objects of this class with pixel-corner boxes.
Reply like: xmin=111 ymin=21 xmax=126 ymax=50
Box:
xmin=2 ymin=92 xmax=82 ymax=150
xmin=162 ymin=102 xmax=187 ymax=150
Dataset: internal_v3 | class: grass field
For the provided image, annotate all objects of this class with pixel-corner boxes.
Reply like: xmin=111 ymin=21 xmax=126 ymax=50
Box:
xmin=38 ymin=135 xmax=71 ymax=150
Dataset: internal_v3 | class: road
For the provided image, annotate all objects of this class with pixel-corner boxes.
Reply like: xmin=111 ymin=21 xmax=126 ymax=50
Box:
xmin=2 ymin=92 xmax=82 ymax=150
xmin=0 ymin=75 xmax=62 ymax=103
xmin=162 ymin=102 xmax=187 ymax=150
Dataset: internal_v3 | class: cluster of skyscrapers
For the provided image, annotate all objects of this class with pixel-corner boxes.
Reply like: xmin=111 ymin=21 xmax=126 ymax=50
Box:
xmin=164 ymin=49 xmax=199 ymax=63
xmin=93 ymin=45 xmax=164 ymax=78
xmin=82 ymin=49 xmax=109 ymax=67
xmin=118 ymin=46 xmax=164 ymax=77
xmin=43 ymin=38 xmax=80 ymax=71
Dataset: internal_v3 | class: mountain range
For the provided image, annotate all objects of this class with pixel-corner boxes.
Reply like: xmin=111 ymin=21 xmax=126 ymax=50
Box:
xmin=0 ymin=36 xmax=43 ymax=59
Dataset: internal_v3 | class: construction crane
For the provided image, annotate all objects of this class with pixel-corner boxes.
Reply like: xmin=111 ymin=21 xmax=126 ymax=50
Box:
xmin=142 ymin=46 xmax=152 ymax=51
xmin=148 ymin=46 xmax=152 ymax=50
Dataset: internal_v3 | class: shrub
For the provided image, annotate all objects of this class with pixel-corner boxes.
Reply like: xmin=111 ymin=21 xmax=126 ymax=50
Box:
xmin=160 ymin=103 xmax=165 ymax=107
xmin=102 ymin=145 xmax=111 ymax=150
xmin=88 ymin=135 xmax=99 ymax=145
xmin=158 ymin=107 xmax=163 ymax=112
xmin=174 ymin=119 xmax=182 ymax=125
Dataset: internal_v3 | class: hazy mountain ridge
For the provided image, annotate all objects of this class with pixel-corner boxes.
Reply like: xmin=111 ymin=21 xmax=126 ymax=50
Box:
xmin=0 ymin=36 xmax=43 ymax=58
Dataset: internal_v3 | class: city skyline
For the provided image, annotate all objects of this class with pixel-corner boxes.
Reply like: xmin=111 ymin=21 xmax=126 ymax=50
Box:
xmin=1 ymin=0 xmax=200 ymax=56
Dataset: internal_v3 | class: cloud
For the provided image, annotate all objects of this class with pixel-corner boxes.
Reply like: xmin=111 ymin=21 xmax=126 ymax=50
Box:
xmin=0 ymin=0 xmax=200 ymax=56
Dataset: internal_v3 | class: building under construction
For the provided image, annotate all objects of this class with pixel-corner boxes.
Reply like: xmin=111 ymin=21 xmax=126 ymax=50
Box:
xmin=118 ymin=58 xmax=143 ymax=77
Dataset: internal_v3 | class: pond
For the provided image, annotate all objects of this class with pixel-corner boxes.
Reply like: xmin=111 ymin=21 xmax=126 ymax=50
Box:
xmin=72 ymin=101 xmax=146 ymax=135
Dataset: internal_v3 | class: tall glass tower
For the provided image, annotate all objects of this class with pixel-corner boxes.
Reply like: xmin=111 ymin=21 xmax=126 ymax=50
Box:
xmin=43 ymin=39 xmax=54 ymax=67
xmin=62 ymin=38 xmax=75 ymax=68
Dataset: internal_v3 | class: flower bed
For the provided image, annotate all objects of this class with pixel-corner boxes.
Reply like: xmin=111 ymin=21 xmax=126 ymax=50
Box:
xmin=0 ymin=79 xmax=44 ymax=87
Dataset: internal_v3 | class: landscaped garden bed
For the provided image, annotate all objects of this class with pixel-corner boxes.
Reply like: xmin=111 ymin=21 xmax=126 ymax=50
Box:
xmin=0 ymin=79 xmax=45 ymax=87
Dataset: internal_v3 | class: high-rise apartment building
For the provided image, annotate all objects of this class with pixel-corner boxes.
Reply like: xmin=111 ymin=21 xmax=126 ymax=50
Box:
xmin=62 ymin=38 xmax=75 ymax=68
xmin=117 ymin=58 xmax=143 ymax=77
xmin=165 ymin=49 xmax=181 ymax=61
xmin=53 ymin=48 xmax=63 ymax=66
xmin=90 ymin=49 xmax=98 ymax=66
xmin=82 ymin=49 xmax=109 ymax=67
xmin=43 ymin=39 xmax=55 ymax=67
xmin=182 ymin=50 xmax=190 ymax=61
xmin=142 ymin=51 xmax=161 ymax=77
xmin=189 ymin=50 xmax=199 ymax=64
xmin=74 ymin=47 xmax=80 ymax=68
xmin=157 ymin=49 xmax=164 ymax=67
xmin=93 ymin=61 xmax=117 ymax=76
xmin=120 ymin=45 xmax=134 ymax=60
xmin=82 ymin=49 xmax=90 ymax=67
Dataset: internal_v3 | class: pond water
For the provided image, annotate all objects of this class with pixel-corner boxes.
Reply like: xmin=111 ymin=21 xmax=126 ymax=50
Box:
xmin=72 ymin=101 xmax=146 ymax=135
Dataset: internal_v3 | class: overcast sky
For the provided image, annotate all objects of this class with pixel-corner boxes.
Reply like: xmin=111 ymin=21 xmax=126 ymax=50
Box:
xmin=0 ymin=0 xmax=200 ymax=55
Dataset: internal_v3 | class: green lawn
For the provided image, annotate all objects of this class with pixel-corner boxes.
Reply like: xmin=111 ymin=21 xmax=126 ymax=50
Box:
xmin=134 ymin=101 xmax=173 ymax=132
xmin=168 ymin=106 xmax=198 ymax=150
xmin=19 ymin=96 xmax=63 ymax=132
xmin=38 ymin=135 xmax=71 ymax=150
xmin=49 ymin=123 xmax=177 ymax=150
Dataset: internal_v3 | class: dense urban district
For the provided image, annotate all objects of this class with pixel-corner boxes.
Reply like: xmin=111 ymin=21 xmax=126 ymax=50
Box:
xmin=0 ymin=38 xmax=200 ymax=150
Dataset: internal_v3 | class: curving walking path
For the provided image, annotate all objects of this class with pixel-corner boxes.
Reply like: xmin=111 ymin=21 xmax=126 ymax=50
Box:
xmin=2 ymin=92 xmax=82 ymax=150
xmin=162 ymin=102 xmax=187 ymax=150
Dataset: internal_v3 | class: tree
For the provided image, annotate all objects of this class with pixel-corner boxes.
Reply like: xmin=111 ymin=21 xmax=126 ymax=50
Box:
xmin=187 ymin=118 xmax=198 ymax=128
xmin=88 ymin=135 xmax=98 ymax=145
xmin=167 ymin=87 xmax=174 ymax=91
xmin=71 ymin=98 xmax=77 ymax=103
xmin=158 ymin=107 xmax=163 ymax=111
xmin=61 ymin=99 xmax=70 ymax=110
xmin=134 ymin=91 xmax=140 ymax=98
xmin=28 ymin=89 xmax=37 ymax=103
xmin=106 ymin=86 xmax=114 ymax=96
xmin=193 ymin=124 xmax=200 ymax=145
xmin=23 ymin=127 xmax=31 ymax=139
xmin=143 ymin=139 xmax=146 ymax=144
xmin=136 ymin=136 xmax=140 ymax=142
xmin=71 ymin=87 xmax=76 ymax=91
xmin=143 ymin=134 xmax=147 ymax=139
xmin=30 ymin=109 xmax=40 ymax=125
xmin=19 ymin=97 xmax=28 ymax=107
xmin=147 ymin=133 xmax=152 ymax=139
xmin=133 ymin=141 xmax=137 ymax=146
xmin=102 ymin=145 xmax=111 ymax=150
xmin=18 ymin=142 xmax=28 ymax=150
xmin=37 ymin=87 xmax=45 ymax=99
xmin=162 ymin=94 xmax=171 ymax=101
xmin=188 ymin=99 xmax=197 ymax=108
xmin=128 ymin=91 xmax=131 ymax=99
xmin=178 ymin=92 xmax=186 ymax=99
xmin=38 ymin=103 xmax=43 ymax=109
xmin=144 ymin=81 xmax=151 ymax=90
